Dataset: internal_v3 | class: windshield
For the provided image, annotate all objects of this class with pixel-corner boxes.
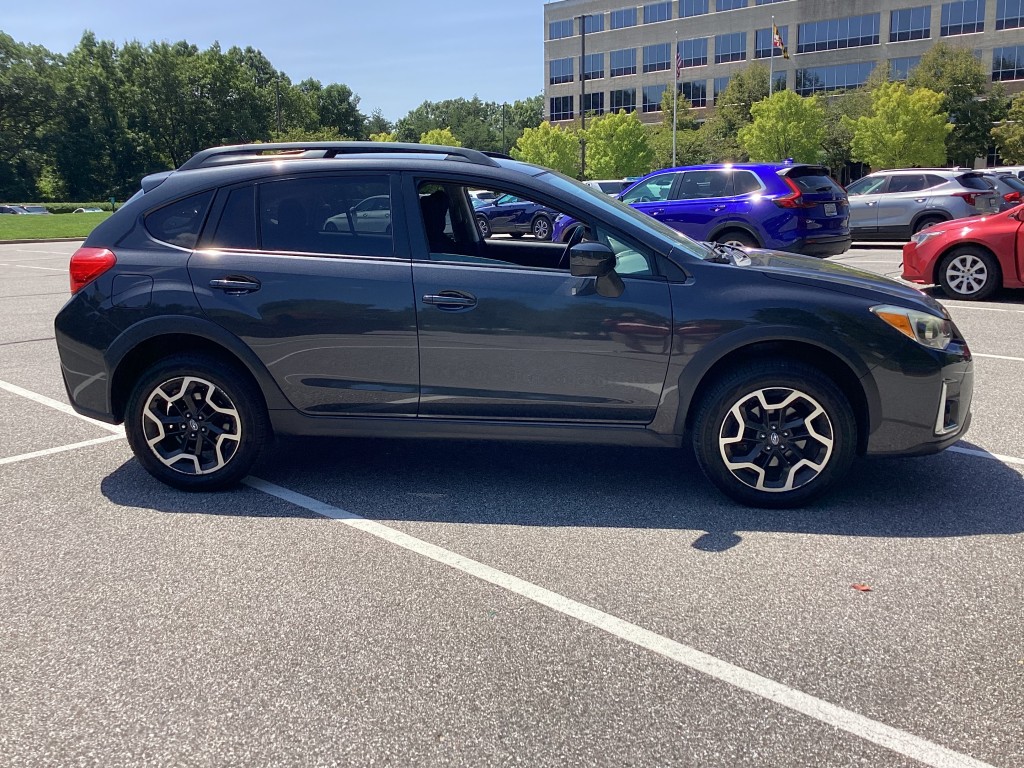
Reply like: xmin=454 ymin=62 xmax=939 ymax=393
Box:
xmin=534 ymin=170 xmax=714 ymax=259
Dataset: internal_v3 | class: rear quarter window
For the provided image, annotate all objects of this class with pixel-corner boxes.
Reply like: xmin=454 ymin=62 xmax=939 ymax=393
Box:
xmin=145 ymin=191 xmax=215 ymax=248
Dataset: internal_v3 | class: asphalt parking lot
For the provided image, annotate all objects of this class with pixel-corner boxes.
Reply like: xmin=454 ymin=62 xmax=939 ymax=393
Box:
xmin=1 ymin=241 xmax=1022 ymax=768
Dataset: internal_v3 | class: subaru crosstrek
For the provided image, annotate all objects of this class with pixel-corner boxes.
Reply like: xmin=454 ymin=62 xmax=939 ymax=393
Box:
xmin=553 ymin=163 xmax=851 ymax=257
xmin=55 ymin=142 xmax=971 ymax=508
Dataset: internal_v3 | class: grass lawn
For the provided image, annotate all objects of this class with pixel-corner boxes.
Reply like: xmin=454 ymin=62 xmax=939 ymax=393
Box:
xmin=0 ymin=213 xmax=112 ymax=241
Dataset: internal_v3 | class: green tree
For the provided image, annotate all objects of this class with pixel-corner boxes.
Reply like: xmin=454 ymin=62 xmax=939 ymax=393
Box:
xmin=365 ymin=109 xmax=392 ymax=137
xmin=992 ymin=93 xmax=1024 ymax=163
xmin=369 ymin=131 xmax=398 ymax=142
xmin=420 ymin=127 xmax=461 ymax=146
xmin=738 ymin=90 xmax=825 ymax=163
xmin=511 ymin=121 xmax=579 ymax=177
xmin=583 ymin=110 xmax=654 ymax=178
xmin=846 ymin=81 xmax=951 ymax=170
xmin=907 ymin=43 xmax=1005 ymax=167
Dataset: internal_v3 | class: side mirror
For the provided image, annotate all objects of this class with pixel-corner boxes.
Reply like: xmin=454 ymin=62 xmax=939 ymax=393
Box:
xmin=570 ymin=242 xmax=624 ymax=298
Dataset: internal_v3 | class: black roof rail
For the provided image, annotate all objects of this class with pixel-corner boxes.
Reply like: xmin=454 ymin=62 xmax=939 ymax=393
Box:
xmin=177 ymin=142 xmax=503 ymax=171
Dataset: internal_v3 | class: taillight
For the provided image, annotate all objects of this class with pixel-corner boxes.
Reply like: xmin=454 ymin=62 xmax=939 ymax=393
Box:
xmin=1004 ymin=191 xmax=1021 ymax=204
xmin=773 ymin=177 xmax=814 ymax=208
xmin=953 ymin=192 xmax=980 ymax=206
xmin=69 ymin=247 xmax=116 ymax=293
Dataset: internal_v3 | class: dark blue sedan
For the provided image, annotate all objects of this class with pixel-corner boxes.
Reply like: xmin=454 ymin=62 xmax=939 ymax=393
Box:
xmin=474 ymin=193 xmax=558 ymax=241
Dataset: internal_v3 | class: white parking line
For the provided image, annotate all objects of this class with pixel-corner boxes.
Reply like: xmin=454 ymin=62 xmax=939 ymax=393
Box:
xmin=0 ymin=380 xmax=123 ymax=435
xmin=943 ymin=304 xmax=1024 ymax=315
xmin=949 ymin=445 xmax=1024 ymax=466
xmin=973 ymin=353 xmax=1024 ymax=363
xmin=244 ymin=477 xmax=996 ymax=768
xmin=0 ymin=434 xmax=124 ymax=466
xmin=12 ymin=264 xmax=64 ymax=272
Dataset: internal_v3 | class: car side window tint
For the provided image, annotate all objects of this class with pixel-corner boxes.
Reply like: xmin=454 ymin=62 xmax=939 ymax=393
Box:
xmin=886 ymin=174 xmax=927 ymax=194
xmin=846 ymin=177 xmax=887 ymax=196
xmin=676 ymin=170 xmax=729 ymax=200
xmin=621 ymin=174 xmax=676 ymax=204
xmin=731 ymin=171 xmax=762 ymax=195
xmin=209 ymin=186 xmax=256 ymax=250
xmin=145 ymin=191 xmax=215 ymax=249
xmin=259 ymin=176 xmax=393 ymax=258
xmin=956 ymin=174 xmax=992 ymax=191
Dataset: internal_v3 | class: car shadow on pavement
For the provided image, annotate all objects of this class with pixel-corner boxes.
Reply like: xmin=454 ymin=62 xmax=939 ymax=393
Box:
xmin=102 ymin=436 xmax=1024 ymax=550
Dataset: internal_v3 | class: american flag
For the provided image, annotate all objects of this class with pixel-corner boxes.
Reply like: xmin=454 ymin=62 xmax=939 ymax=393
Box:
xmin=676 ymin=51 xmax=684 ymax=77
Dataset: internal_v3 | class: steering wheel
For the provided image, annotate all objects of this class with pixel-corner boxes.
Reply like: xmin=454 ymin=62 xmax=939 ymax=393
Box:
xmin=558 ymin=224 xmax=586 ymax=269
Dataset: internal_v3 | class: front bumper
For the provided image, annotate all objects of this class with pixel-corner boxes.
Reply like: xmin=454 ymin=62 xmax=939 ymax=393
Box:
xmin=864 ymin=350 xmax=973 ymax=456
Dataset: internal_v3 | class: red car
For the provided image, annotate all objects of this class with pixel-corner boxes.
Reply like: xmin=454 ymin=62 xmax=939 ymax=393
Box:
xmin=902 ymin=204 xmax=1024 ymax=300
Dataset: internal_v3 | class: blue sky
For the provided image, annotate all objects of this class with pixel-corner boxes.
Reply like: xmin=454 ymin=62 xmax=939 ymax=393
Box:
xmin=4 ymin=1 xmax=545 ymax=123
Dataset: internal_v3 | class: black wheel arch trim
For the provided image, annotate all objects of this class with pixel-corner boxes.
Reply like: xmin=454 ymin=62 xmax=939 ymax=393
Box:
xmin=707 ymin=223 xmax=762 ymax=246
xmin=104 ymin=315 xmax=293 ymax=419
xmin=653 ymin=323 xmax=881 ymax=443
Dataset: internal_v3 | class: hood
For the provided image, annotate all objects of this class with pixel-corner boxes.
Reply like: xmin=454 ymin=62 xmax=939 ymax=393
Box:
xmin=746 ymin=249 xmax=948 ymax=316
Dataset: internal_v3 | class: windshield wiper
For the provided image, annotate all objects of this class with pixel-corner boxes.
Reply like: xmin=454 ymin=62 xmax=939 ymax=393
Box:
xmin=704 ymin=241 xmax=752 ymax=266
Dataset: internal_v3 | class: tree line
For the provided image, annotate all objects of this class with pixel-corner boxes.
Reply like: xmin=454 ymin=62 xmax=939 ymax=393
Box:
xmin=0 ymin=31 xmax=543 ymax=201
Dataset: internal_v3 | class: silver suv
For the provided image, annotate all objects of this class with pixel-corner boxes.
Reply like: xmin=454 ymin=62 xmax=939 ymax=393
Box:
xmin=845 ymin=169 xmax=1001 ymax=241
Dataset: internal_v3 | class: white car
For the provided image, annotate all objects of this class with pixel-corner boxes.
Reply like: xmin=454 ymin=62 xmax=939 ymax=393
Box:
xmin=323 ymin=195 xmax=392 ymax=234
xmin=584 ymin=179 xmax=631 ymax=196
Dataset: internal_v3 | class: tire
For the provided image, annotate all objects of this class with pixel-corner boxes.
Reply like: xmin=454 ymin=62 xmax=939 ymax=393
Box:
xmin=912 ymin=216 xmax=945 ymax=236
xmin=124 ymin=353 xmax=269 ymax=491
xmin=476 ymin=216 xmax=491 ymax=239
xmin=715 ymin=229 xmax=758 ymax=249
xmin=531 ymin=214 xmax=553 ymax=241
xmin=509 ymin=232 xmax=525 ymax=239
xmin=692 ymin=362 xmax=856 ymax=508
xmin=561 ymin=224 xmax=583 ymax=244
xmin=938 ymin=247 xmax=1001 ymax=301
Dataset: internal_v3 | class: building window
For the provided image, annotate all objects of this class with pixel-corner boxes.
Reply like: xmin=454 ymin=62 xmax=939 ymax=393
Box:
xmin=549 ymin=19 xmax=573 ymax=40
xmin=755 ymin=26 xmax=789 ymax=58
xmin=715 ymin=32 xmax=746 ymax=63
xmin=756 ymin=0 xmax=789 ymax=4
xmin=795 ymin=62 xmax=876 ymax=95
xmin=643 ymin=85 xmax=667 ymax=112
xmin=679 ymin=80 xmax=708 ymax=107
xmin=643 ymin=43 xmax=672 ymax=73
xmin=996 ymin=0 xmax=1024 ymax=29
xmin=681 ymin=0 xmax=709 ymax=16
xmin=549 ymin=58 xmax=574 ymax=86
xmin=716 ymin=0 xmax=748 ymax=9
xmin=584 ymin=53 xmax=605 ymax=80
xmin=610 ymin=48 xmax=637 ymax=77
xmin=549 ymin=96 xmax=574 ymax=121
xmin=678 ymin=37 xmax=709 ymax=68
xmin=797 ymin=14 xmax=880 ymax=53
xmin=610 ymin=88 xmax=637 ymax=112
xmin=890 ymin=6 xmax=931 ymax=41
xmin=582 ymin=14 xmax=605 ymax=34
xmin=940 ymin=1 xmax=986 ymax=35
xmin=993 ymin=46 xmax=1024 ymax=80
xmin=890 ymin=56 xmax=922 ymax=80
xmin=713 ymin=76 xmax=732 ymax=105
xmin=610 ymin=7 xmax=638 ymax=28
xmin=582 ymin=92 xmax=605 ymax=115
xmin=644 ymin=2 xmax=673 ymax=23
xmin=771 ymin=71 xmax=787 ymax=91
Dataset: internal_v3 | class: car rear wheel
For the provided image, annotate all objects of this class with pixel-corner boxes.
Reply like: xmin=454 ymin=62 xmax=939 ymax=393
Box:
xmin=715 ymin=230 xmax=758 ymax=249
xmin=476 ymin=216 xmax=491 ymax=238
xmin=938 ymin=247 xmax=1000 ymax=301
xmin=125 ymin=354 xmax=269 ymax=491
xmin=692 ymin=362 xmax=856 ymax=508
xmin=532 ymin=215 xmax=552 ymax=241
xmin=913 ymin=216 xmax=945 ymax=235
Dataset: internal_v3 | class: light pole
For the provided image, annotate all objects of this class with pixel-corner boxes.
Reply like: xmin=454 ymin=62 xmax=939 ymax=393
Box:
xmin=577 ymin=13 xmax=588 ymax=179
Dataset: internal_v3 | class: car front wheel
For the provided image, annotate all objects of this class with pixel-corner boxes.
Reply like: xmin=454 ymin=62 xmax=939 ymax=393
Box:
xmin=938 ymin=247 xmax=1000 ymax=301
xmin=692 ymin=362 xmax=856 ymax=508
xmin=532 ymin=215 xmax=552 ymax=241
xmin=125 ymin=354 xmax=269 ymax=491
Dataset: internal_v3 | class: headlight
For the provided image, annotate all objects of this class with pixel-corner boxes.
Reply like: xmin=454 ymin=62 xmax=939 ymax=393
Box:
xmin=910 ymin=229 xmax=943 ymax=246
xmin=871 ymin=305 xmax=952 ymax=350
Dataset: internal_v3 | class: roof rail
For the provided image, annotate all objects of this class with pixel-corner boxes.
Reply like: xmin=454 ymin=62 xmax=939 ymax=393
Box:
xmin=177 ymin=142 xmax=503 ymax=171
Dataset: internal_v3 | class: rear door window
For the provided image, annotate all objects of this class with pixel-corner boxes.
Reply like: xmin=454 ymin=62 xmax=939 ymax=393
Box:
xmin=885 ymin=174 xmax=928 ymax=194
xmin=675 ymin=170 xmax=730 ymax=200
xmin=208 ymin=186 xmax=257 ymax=250
xmin=145 ymin=191 xmax=215 ymax=248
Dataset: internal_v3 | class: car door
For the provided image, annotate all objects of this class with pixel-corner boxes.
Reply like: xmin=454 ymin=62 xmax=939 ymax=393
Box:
xmin=620 ymin=171 xmax=682 ymax=228
xmin=185 ymin=174 xmax=420 ymax=416
xmin=876 ymin=173 xmax=931 ymax=238
xmin=657 ymin=170 xmax=745 ymax=241
xmin=845 ymin=176 xmax=887 ymax=235
xmin=488 ymin=194 xmax=532 ymax=234
xmin=409 ymin=177 xmax=673 ymax=423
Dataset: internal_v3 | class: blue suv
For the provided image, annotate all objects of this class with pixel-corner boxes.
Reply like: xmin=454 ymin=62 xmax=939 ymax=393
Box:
xmin=554 ymin=163 xmax=851 ymax=257
xmin=474 ymin=193 xmax=558 ymax=240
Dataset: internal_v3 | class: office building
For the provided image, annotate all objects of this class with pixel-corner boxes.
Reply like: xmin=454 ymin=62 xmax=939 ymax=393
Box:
xmin=543 ymin=0 xmax=1024 ymax=125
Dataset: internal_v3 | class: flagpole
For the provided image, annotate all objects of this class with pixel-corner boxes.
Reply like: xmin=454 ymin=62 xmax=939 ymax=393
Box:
xmin=769 ymin=16 xmax=775 ymax=97
xmin=672 ymin=30 xmax=678 ymax=167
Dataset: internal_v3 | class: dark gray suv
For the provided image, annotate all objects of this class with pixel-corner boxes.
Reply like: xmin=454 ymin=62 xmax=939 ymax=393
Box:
xmin=55 ymin=143 xmax=974 ymax=508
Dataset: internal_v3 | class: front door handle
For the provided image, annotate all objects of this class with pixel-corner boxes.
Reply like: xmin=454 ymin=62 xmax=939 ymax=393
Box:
xmin=866 ymin=201 xmax=878 ymax=207
xmin=209 ymin=276 xmax=261 ymax=294
xmin=422 ymin=291 xmax=477 ymax=311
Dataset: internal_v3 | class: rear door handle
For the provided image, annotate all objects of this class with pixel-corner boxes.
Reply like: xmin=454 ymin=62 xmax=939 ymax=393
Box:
xmin=709 ymin=205 xmax=727 ymax=213
xmin=209 ymin=277 xmax=261 ymax=294
xmin=422 ymin=291 xmax=477 ymax=311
